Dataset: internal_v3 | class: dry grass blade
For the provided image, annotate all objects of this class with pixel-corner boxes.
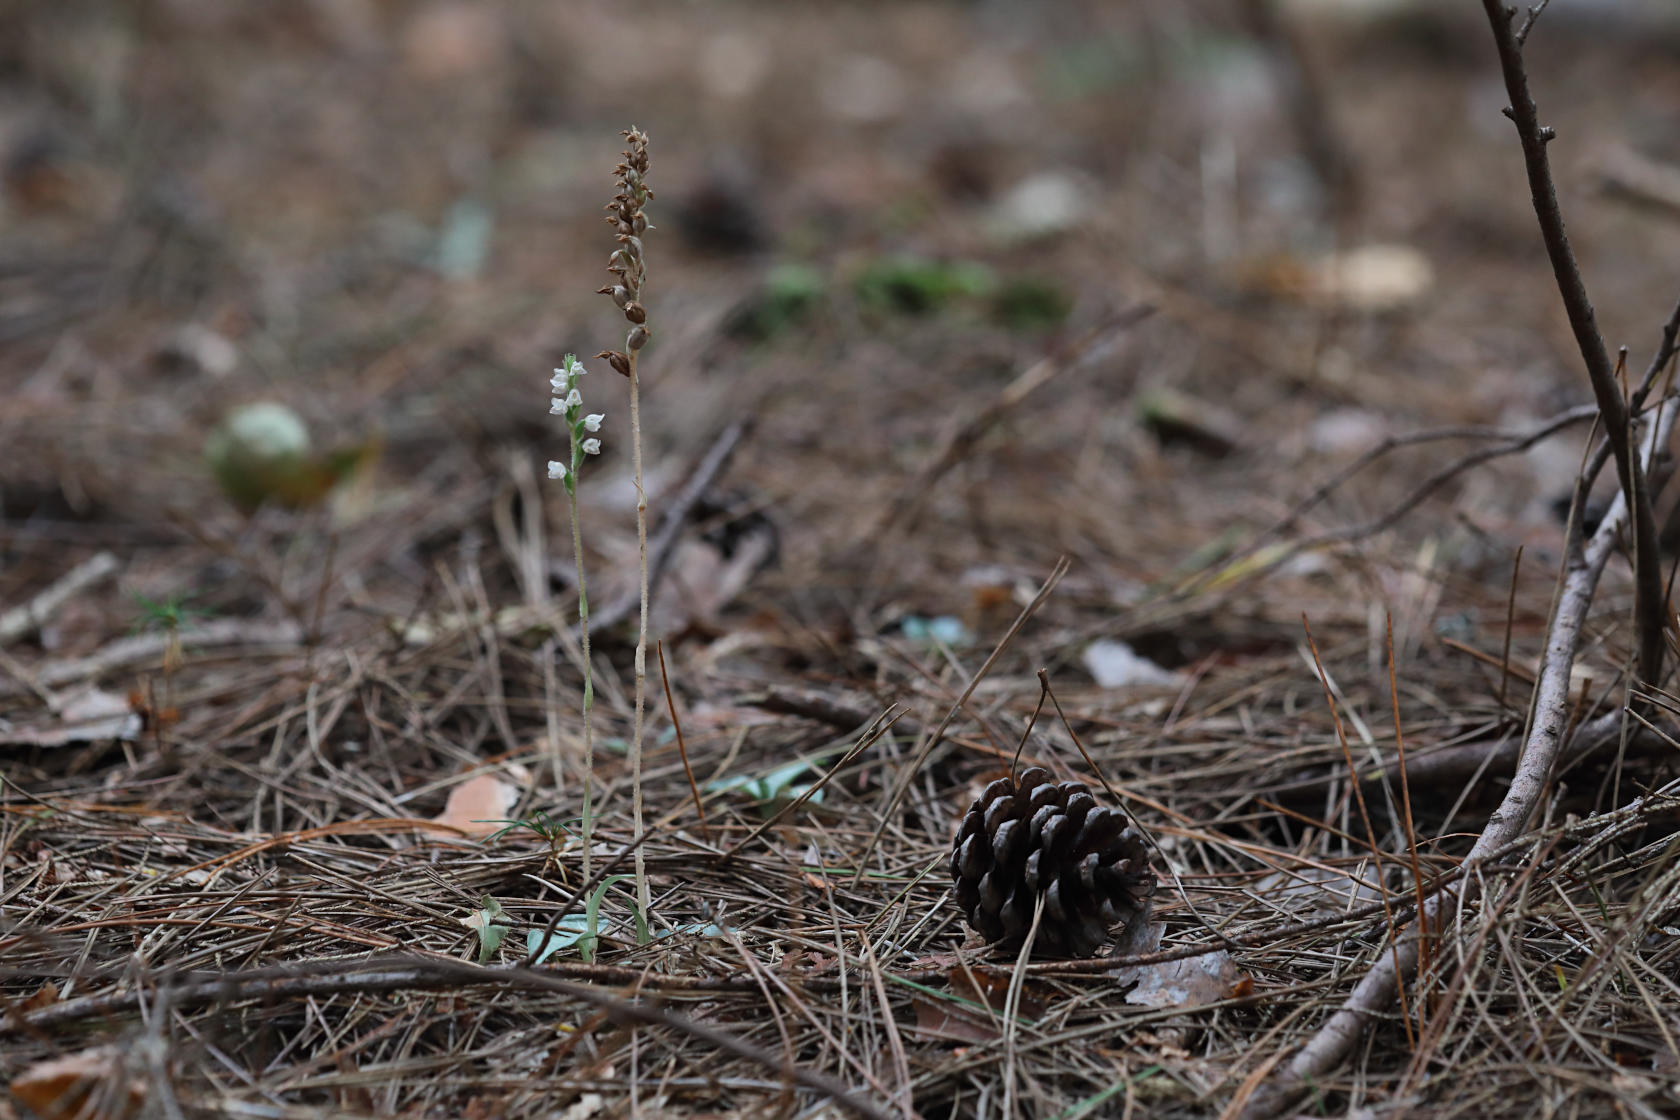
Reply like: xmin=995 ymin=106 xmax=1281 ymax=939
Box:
xmin=853 ymin=556 xmax=1070 ymax=878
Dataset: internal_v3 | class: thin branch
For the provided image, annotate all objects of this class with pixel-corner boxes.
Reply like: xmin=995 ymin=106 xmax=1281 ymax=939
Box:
xmin=0 ymin=551 xmax=120 ymax=648
xmin=2 ymin=957 xmax=892 ymax=1120
xmin=656 ymin=639 xmax=707 ymax=841
xmin=1240 ymin=390 xmax=1680 ymax=1118
xmin=1634 ymin=294 xmax=1680 ymax=410
xmin=0 ymin=618 xmax=304 ymax=699
xmin=1197 ymin=402 xmax=1600 ymax=591
xmin=1483 ymin=0 xmax=1666 ymax=691
xmin=1266 ymin=406 xmax=1597 ymax=543
xmin=1515 ymin=0 xmax=1551 ymax=47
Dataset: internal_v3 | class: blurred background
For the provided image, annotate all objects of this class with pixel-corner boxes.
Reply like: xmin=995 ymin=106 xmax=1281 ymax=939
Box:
xmin=12 ymin=8 xmax=1680 ymax=1113
xmin=6 ymin=0 xmax=1680 ymax=678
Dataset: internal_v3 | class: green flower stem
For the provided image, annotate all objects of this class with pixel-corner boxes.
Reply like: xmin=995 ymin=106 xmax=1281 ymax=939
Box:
xmin=568 ymin=482 xmax=595 ymax=884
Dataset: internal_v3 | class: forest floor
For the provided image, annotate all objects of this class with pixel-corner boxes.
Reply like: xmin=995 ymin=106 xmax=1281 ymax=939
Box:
xmin=3 ymin=2 xmax=1680 ymax=1117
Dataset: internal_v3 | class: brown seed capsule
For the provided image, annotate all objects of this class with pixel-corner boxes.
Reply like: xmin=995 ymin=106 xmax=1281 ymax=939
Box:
xmin=624 ymin=301 xmax=646 ymax=324
xmin=626 ymin=325 xmax=649 ymax=351
xmin=597 ymin=349 xmax=631 ymax=377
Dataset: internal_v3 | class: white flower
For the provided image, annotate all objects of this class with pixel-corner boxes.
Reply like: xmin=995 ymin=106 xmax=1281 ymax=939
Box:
xmin=582 ymin=413 xmax=604 ymax=432
xmin=569 ymin=359 xmax=589 ymax=376
xmin=550 ymin=369 xmax=569 ymax=391
xmin=550 ymin=397 xmax=566 ymax=414
xmin=564 ymin=388 xmax=583 ymax=409
xmin=547 ymin=460 xmax=568 ymax=481
xmin=581 ymin=438 xmax=601 ymax=456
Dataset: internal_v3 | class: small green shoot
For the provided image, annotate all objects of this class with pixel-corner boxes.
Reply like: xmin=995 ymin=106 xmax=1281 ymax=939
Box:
xmin=129 ymin=592 xmax=213 ymax=635
xmin=464 ymin=896 xmax=510 ymax=964
xmin=481 ymin=810 xmax=576 ymax=867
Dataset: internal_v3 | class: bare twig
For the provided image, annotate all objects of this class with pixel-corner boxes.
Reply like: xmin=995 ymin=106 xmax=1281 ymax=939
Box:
xmin=0 ymin=618 xmax=303 ymax=699
xmin=1483 ymin=0 xmax=1666 ymax=691
xmin=1386 ymin=614 xmax=1432 ymax=1022
xmin=1205 ymin=404 xmax=1598 ymax=593
xmin=1634 ymin=293 xmax=1680 ymax=409
xmin=1241 ymin=389 xmax=1680 ymax=1117
xmin=1498 ymin=547 xmax=1524 ymax=716
xmin=741 ymin=684 xmax=921 ymax=737
xmin=1187 ymin=403 xmax=1599 ymax=597
xmin=1267 ymin=405 xmax=1597 ymax=545
xmin=1515 ymin=0 xmax=1551 ymax=47
xmin=2 ymin=957 xmax=892 ymax=1120
xmin=0 ymin=551 xmax=120 ymax=647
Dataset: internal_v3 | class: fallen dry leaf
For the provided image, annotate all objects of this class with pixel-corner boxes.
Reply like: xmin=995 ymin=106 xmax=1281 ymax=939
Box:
xmin=1309 ymin=243 xmax=1433 ymax=312
xmin=16 ymin=981 xmax=58 ymax=1013
xmin=910 ymin=964 xmax=1053 ymax=1044
xmin=8 ymin=1047 xmax=146 ymax=1120
xmin=1114 ymin=950 xmax=1248 ymax=1010
xmin=911 ymin=989 xmax=1004 ymax=1045
xmin=558 ymin=1093 xmax=606 ymax=1120
xmin=431 ymin=770 xmax=525 ymax=838
xmin=1110 ymin=919 xmax=1250 ymax=1010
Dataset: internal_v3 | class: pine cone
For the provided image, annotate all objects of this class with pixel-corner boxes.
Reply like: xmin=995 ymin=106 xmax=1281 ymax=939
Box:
xmin=950 ymin=767 xmax=1155 ymax=958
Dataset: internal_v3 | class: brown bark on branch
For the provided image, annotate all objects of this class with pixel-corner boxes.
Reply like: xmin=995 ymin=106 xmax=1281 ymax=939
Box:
xmin=1481 ymin=0 xmax=1667 ymax=691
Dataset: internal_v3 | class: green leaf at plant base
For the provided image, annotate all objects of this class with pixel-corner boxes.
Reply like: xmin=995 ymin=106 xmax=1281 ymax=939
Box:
xmin=527 ymin=875 xmax=647 ymax=965
xmin=705 ymin=759 xmax=825 ymax=816
xmin=526 ymin=916 xmax=593 ymax=965
xmin=481 ymin=810 xmax=575 ymax=845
